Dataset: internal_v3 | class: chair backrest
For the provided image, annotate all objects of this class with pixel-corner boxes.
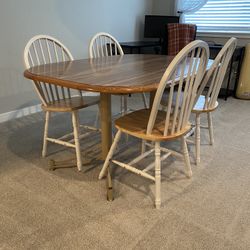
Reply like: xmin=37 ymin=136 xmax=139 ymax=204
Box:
xmin=89 ymin=32 xmax=124 ymax=58
xmin=24 ymin=35 xmax=76 ymax=106
xmin=167 ymin=23 xmax=197 ymax=56
xmin=196 ymin=37 xmax=237 ymax=110
xmin=147 ymin=40 xmax=209 ymax=137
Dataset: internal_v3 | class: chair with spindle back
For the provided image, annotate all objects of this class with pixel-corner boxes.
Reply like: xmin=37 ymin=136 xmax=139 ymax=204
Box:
xmin=99 ymin=40 xmax=209 ymax=208
xmin=24 ymin=35 xmax=100 ymax=171
xmin=191 ymin=37 xmax=237 ymax=164
xmin=89 ymin=32 xmax=148 ymax=115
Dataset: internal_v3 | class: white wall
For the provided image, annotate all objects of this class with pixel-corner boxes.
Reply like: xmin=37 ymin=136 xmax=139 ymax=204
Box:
xmin=0 ymin=0 xmax=153 ymax=114
xmin=152 ymin=0 xmax=174 ymax=15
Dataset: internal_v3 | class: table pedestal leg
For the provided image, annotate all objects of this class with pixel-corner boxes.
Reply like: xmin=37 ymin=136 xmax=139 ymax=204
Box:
xmin=100 ymin=93 xmax=113 ymax=201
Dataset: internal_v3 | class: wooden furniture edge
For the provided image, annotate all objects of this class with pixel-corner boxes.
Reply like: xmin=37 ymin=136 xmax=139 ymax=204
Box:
xmin=24 ymin=69 xmax=158 ymax=94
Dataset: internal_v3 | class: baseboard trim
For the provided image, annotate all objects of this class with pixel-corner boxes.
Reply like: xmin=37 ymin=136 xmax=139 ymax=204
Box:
xmin=0 ymin=104 xmax=42 ymax=123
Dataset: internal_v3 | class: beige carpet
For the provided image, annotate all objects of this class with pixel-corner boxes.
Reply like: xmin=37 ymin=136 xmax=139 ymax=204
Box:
xmin=0 ymin=95 xmax=250 ymax=250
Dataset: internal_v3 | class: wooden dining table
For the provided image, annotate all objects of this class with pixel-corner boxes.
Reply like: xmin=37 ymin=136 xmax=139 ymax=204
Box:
xmin=24 ymin=54 xmax=212 ymax=200
xmin=24 ymin=54 xmax=176 ymax=157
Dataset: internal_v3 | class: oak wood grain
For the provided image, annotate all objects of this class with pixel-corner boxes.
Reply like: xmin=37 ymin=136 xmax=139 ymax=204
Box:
xmin=24 ymin=54 xmax=174 ymax=94
xmin=115 ymin=109 xmax=191 ymax=141
xmin=100 ymin=93 xmax=112 ymax=160
xmin=41 ymin=96 xmax=100 ymax=112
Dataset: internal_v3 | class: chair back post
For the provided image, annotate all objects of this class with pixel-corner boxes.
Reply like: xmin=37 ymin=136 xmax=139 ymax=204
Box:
xmin=24 ymin=35 xmax=74 ymax=106
xmin=147 ymin=40 xmax=209 ymax=137
xmin=205 ymin=37 xmax=237 ymax=109
xmin=89 ymin=32 xmax=124 ymax=58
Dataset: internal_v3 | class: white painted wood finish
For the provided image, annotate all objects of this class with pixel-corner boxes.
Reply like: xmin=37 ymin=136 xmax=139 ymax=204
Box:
xmin=99 ymin=40 xmax=209 ymax=208
xmin=24 ymin=35 xmax=100 ymax=171
xmin=89 ymin=32 xmax=148 ymax=113
xmin=89 ymin=32 xmax=124 ymax=58
xmin=192 ymin=37 xmax=237 ymax=164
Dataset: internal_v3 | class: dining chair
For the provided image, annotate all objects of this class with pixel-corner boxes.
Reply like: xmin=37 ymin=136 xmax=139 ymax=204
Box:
xmin=89 ymin=32 xmax=148 ymax=115
xmin=191 ymin=37 xmax=237 ymax=164
xmin=167 ymin=23 xmax=197 ymax=56
xmin=24 ymin=35 xmax=100 ymax=171
xmin=99 ymin=40 xmax=209 ymax=208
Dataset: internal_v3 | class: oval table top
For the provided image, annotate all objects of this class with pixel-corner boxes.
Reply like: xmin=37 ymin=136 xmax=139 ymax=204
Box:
xmin=24 ymin=54 xmax=175 ymax=94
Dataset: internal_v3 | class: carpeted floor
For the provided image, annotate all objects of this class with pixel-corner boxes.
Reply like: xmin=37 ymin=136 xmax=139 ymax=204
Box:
xmin=0 ymin=95 xmax=250 ymax=249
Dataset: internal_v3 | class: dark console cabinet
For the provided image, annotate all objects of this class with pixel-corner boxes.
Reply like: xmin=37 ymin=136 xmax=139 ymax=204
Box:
xmin=209 ymin=45 xmax=245 ymax=100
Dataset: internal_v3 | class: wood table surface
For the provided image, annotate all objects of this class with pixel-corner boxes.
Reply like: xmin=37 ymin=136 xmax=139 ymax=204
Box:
xmin=24 ymin=54 xmax=176 ymax=160
xmin=24 ymin=54 xmax=175 ymax=94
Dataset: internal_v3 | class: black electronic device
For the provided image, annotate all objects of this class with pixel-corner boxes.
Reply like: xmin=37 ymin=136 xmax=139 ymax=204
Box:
xmin=144 ymin=15 xmax=180 ymax=40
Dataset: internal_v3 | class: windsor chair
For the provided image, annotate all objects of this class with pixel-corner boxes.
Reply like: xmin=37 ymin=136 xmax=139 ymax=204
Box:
xmin=99 ymin=40 xmax=209 ymax=208
xmin=89 ymin=32 xmax=148 ymax=115
xmin=24 ymin=35 xmax=100 ymax=171
xmin=191 ymin=37 xmax=237 ymax=164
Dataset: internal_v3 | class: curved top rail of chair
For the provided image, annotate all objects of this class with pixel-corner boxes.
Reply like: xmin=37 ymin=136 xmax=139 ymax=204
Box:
xmin=89 ymin=32 xmax=124 ymax=59
xmin=24 ymin=34 xmax=73 ymax=68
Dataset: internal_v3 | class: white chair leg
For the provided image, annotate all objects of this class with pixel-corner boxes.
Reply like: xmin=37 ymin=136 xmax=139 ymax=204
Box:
xmin=120 ymin=95 xmax=123 ymax=114
xmin=72 ymin=111 xmax=82 ymax=171
xmin=120 ymin=96 xmax=124 ymax=115
xmin=155 ymin=141 xmax=161 ymax=209
xmin=141 ymin=93 xmax=148 ymax=109
xmin=124 ymin=95 xmax=128 ymax=114
xmin=123 ymin=96 xmax=129 ymax=142
xmin=141 ymin=140 xmax=146 ymax=154
xmin=99 ymin=130 xmax=122 ymax=179
xmin=42 ymin=111 xmax=50 ymax=157
xmin=195 ymin=113 xmax=201 ymax=165
xmin=207 ymin=112 xmax=214 ymax=145
xmin=182 ymin=136 xmax=192 ymax=178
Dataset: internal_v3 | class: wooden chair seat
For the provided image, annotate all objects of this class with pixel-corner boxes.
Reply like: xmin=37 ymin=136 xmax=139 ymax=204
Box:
xmin=192 ymin=95 xmax=218 ymax=113
xmin=115 ymin=109 xmax=191 ymax=141
xmin=42 ymin=96 xmax=99 ymax=112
